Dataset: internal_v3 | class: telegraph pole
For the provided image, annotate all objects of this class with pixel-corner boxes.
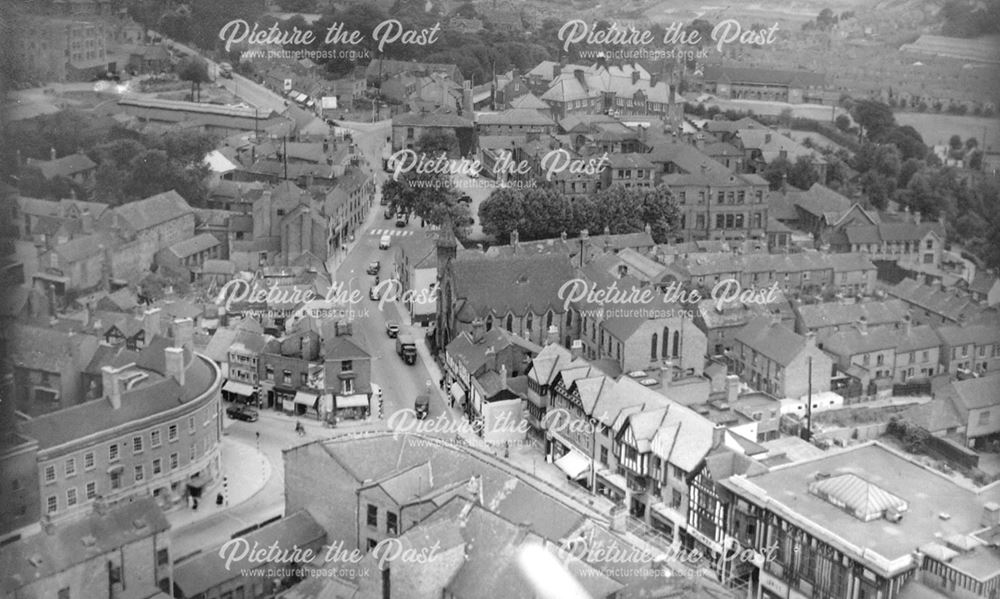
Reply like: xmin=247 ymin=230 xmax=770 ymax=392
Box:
xmin=804 ymin=356 xmax=813 ymax=441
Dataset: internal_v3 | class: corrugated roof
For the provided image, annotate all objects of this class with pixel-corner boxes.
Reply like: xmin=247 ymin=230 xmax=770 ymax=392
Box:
xmin=808 ymin=473 xmax=908 ymax=522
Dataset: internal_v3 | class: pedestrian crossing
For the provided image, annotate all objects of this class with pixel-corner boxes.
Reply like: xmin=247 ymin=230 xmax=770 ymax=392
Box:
xmin=369 ymin=228 xmax=415 ymax=237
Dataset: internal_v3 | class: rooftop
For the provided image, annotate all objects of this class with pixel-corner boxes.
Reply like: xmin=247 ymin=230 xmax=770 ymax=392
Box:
xmin=722 ymin=442 xmax=1000 ymax=572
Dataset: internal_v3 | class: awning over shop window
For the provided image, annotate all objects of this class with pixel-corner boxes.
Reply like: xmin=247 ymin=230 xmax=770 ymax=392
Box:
xmin=450 ymin=382 xmax=466 ymax=401
xmin=293 ymin=390 xmax=318 ymax=407
xmin=336 ymin=394 xmax=369 ymax=409
xmin=555 ymin=451 xmax=591 ymax=480
xmin=222 ymin=380 xmax=255 ymax=396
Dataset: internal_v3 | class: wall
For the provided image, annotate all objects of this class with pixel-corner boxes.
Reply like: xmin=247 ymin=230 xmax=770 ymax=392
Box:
xmin=284 ymin=442 xmax=359 ymax=547
xmin=483 ymin=397 xmax=526 ymax=445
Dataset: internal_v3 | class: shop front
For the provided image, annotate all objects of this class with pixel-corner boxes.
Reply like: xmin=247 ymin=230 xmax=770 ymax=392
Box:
xmin=334 ymin=393 xmax=369 ymax=420
xmin=596 ymin=469 xmax=628 ymax=504
xmin=222 ymin=380 xmax=258 ymax=406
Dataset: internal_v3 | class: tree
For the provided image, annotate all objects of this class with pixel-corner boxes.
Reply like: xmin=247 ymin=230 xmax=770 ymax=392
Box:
xmin=966 ymin=137 xmax=979 ymax=151
xmin=639 ymin=185 xmax=680 ymax=243
xmin=761 ymin=156 xmax=793 ymax=190
xmin=479 ymin=188 xmax=525 ymax=243
xmin=949 ymin=134 xmax=963 ymax=151
xmin=882 ymin=126 xmax=927 ymax=161
xmin=415 ymin=129 xmax=459 ymax=157
xmin=178 ymin=57 xmax=211 ymax=102
xmin=789 ymin=156 xmax=821 ymax=190
xmin=834 ymin=114 xmax=851 ymax=132
xmin=850 ymin=99 xmax=896 ymax=141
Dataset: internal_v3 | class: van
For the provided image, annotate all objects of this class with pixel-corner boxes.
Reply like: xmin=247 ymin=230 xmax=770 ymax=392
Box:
xmin=379 ymin=234 xmax=391 ymax=249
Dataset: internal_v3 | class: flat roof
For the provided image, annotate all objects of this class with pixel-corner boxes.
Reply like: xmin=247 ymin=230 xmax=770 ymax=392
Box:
xmin=723 ymin=442 xmax=994 ymax=570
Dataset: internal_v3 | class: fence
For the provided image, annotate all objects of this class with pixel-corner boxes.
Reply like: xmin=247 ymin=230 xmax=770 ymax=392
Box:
xmin=893 ymin=380 xmax=932 ymax=397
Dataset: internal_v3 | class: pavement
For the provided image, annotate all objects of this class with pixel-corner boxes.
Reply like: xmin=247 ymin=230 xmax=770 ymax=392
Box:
xmin=165 ymin=436 xmax=271 ymax=533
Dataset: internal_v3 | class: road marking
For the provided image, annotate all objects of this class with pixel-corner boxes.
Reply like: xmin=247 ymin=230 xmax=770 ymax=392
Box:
xmin=370 ymin=229 xmax=413 ymax=237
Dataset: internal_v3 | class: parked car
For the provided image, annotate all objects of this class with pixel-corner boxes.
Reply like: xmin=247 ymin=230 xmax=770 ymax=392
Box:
xmin=386 ymin=321 xmax=400 ymax=338
xmin=395 ymin=216 xmax=406 ymax=228
xmin=226 ymin=405 xmax=259 ymax=422
xmin=366 ymin=261 xmax=380 ymax=275
xmin=384 ymin=207 xmax=394 ymax=219
xmin=379 ymin=234 xmax=391 ymax=249
xmin=369 ymin=286 xmax=381 ymax=300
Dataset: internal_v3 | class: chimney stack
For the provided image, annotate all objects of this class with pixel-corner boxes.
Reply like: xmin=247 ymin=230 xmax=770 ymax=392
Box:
xmin=485 ymin=346 xmax=497 ymax=373
xmin=903 ymin=314 xmax=912 ymax=336
xmin=50 ymin=147 xmax=57 ymax=161
xmin=570 ymin=339 xmax=583 ymax=359
xmin=712 ymin=424 xmax=726 ymax=448
xmin=472 ymin=318 xmax=486 ymax=344
xmin=726 ymin=374 xmax=740 ymax=404
xmin=165 ymin=346 xmax=185 ymax=386
xmin=172 ymin=317 xmax=194 ymax=351
xmin=982 ymin=502 xmax=1000 ymax=527
xmin=102 ymin=364 xmax=130 ymax=409
xmin=499 ymin=364 xmax=507 ymax=387
xmin=144 ymin=308 xmax=161 ymax=339
xmin=546 ymin=324 xmax=559 ymax=346
xmin=856 ymin=315 xmax=868 ymax=335
xmin=805 ymin=331 xmax=817 ymax=347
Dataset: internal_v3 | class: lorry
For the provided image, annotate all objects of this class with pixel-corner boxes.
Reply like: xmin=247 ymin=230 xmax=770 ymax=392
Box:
xmin=396 ymin=334 xmax=416 ymax=365
xmin=414 ymin=393 xmax=429 ymax=420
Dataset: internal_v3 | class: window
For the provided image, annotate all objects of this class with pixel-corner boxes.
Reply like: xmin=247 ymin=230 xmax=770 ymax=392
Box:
xmin=600 ymin=446 xmax=608 ymax=466
xmin=157 ymin=548 xmax=169 ymax=566
xmin=109 ymin=443 xmax=119 ymax=462
xmin=526 ymin=313 xmax=533 ymax=332
xmin=342 ymin=360 xmax=354 ymax=372
xmin=367 ymin=504 xmax=378 ymax=527
xmin=926 ymin=239 xmax=933 ymax=250
xmin=506 ymin=314 xmax=513 ymax=332
xmin=190 ymin=444 xmax=196 ymax=460
xmin=44 ymin=464 xmax=56 ymax=484
xmin=84 ymin=452 xmax=95 ymax=471
xmin=670 ymin=490 xmax=682 ymax=508
xmin=716 ymin=214 xmax=725 ymax=229
xmin=65 ymin=458 xmax=76 ymax=477
xmin=188 ymin=416 xmax=195 ymax=433
xmin=980 ymin=411 xmax=991 ymax=426
xmin=283 ymin=370 xmax=292 ymax=384
xmin=152 ymin=458 xmax=162 ymax=475
xmin=266 ymin=365 xmax=274 ymax=381
xmin=67 ymin=488 xmax=78 ymax=507
xmin=367 ymin=538 xmax=378 ymax=551
xmin=387 ymin=512 xmax=398 ymax=535
xmin=170 ymin=453 xmax=179 ymax=470
xmin=342 ymin=379 xmax=355 ymax=394
xmin=47 ymin=495 xmax=57 ymax=513
xmin=168 ymin=424 xmax=178 ymax=442
xmin=133 ymin=435 xmax=143 ymax=454
xmin=134 ymin=465 xmax=144 ymax=482
xmin=651 ymin=333 xmax=658 ymax=361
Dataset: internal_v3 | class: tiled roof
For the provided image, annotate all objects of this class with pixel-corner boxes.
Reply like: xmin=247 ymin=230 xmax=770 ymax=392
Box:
xmin=0 ymin=498 xmax=169 ymax=596
xmin=737 ymin=128 xmax=827 ymax=165
xmin=477 ymin=108 xmax=556 ymax=127
xmin=508 ymin=92 xmax=549 ymax=110
xmin=790 ymin=183 xmax=852 ymax=219
xmin=114 ymin=190 xmax=193 ymax=232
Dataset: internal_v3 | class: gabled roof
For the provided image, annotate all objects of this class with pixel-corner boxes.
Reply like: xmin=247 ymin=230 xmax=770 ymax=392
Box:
xmin=166 ymin=233 xmax=220 ymax=259
xmin=113 ymin=190 xmax=193 ymax=232
xmin=942 ymin=374 xmax=1000 ymax=412
xmin=451 ymin=253 xmax=575 ymax=319
xmin=734 ymin=316 xmax=809 ymax=367
xmin=0 ymin=498 xmax=169 ymax=596
xmin=796 ymin=299 xmax=909 ymax=331
xmin=25 ymin=152 xmax=96 ymax=179
xmin=702 ymin=65 xmax=826 ymax=88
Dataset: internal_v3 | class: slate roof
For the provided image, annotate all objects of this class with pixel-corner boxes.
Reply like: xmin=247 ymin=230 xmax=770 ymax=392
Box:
xmin=899 ymin=398 xmax=963 ymax=433
xmin=25 ymin=152 xmax=96 ymax=179
xmin=936 ymin=322 xmax=1000 ymax=347
xmin=9 ymin=325 xmax=98 ymax=373
xmin=114 ymin=190 xmax=193 ymax=232
xmin=823 ymin=323 xmax=939 ymax=357
xmin=451 ymin=253 xmax=575 ymax=320
xmin=477 ymin=108 xmax=556 ymax=127
xmin=790 ymin=183 xmax=853 ymax=220
xmin=734 ymin=316 xmax=809 ymax=367
xmin=507 ymin=92 xmax=549 ymax=110
xmin=446 ymin=328 xmax=540 ymax=376
xmin=703 ymin=65 xmax=826 ymax=87
xmin=737 ymin=129 xmax=827 ymax=165
xmin=392 ymin=111 xmax=473 ymax=128
xmin=166 ymin=233 xmax=220 ymax=259
xmin=52 ymin=233 xmax=109 ymax=261
xmin=796 ymin=299 xmax=910 ymax=331
xmin=943 ymin=374 xmax=1000 ymax=412
xmin=887 ymin=278 xmax=984 ymax=323
xmin=173 ymin=511 xmax=324 ymax=597
xmin=670 ymin=251 xmax=875 ymax=278
xmin=0 ymin=498 xmax=169 ymax=596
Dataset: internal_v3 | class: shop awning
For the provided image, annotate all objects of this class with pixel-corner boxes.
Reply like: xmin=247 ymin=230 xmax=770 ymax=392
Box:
xmin=450 ymin=382 xmax=466 ymax=401
xmin=555 ymin=451 xmax=591 ymax=480
xmin=336 ymin=394 xmax=369 ymax=409
xmin=293 ymin=390 xmax=318 ymax=407
xmin=222 ymin=380 xmax=255 ymax=396
xmin=598 ymin=470 xmax=628 ymax=492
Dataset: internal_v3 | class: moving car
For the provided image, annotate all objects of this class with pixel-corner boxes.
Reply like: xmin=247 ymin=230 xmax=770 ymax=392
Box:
xmin=385 ymin=321 xmax=400 ymax=338
xmin=395 ymin=216 xmax=406 ymax=228
xmin=396 ymin=334 xmax=417 ymax=365
xmin=366 ymin=261 xmax=380 ymax=275
xmin=218 ymin=62 xmax=233 ymax=79
xmin=415 ymin=394 xmax=430 ymax=420
xmin=379 ymin=234 xmax=391 ymax=249
xmin=384 ymin=208 xmax=394 ymax=219
xmin=369 ymin=285 xmax=381 ymax=300
xmin=226 ymin=404 xmax=259 ymax=422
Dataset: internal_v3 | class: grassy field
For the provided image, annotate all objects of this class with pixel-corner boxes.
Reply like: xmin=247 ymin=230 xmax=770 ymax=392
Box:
xmin=896 ymin=113 xmax=1000 ymax=150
